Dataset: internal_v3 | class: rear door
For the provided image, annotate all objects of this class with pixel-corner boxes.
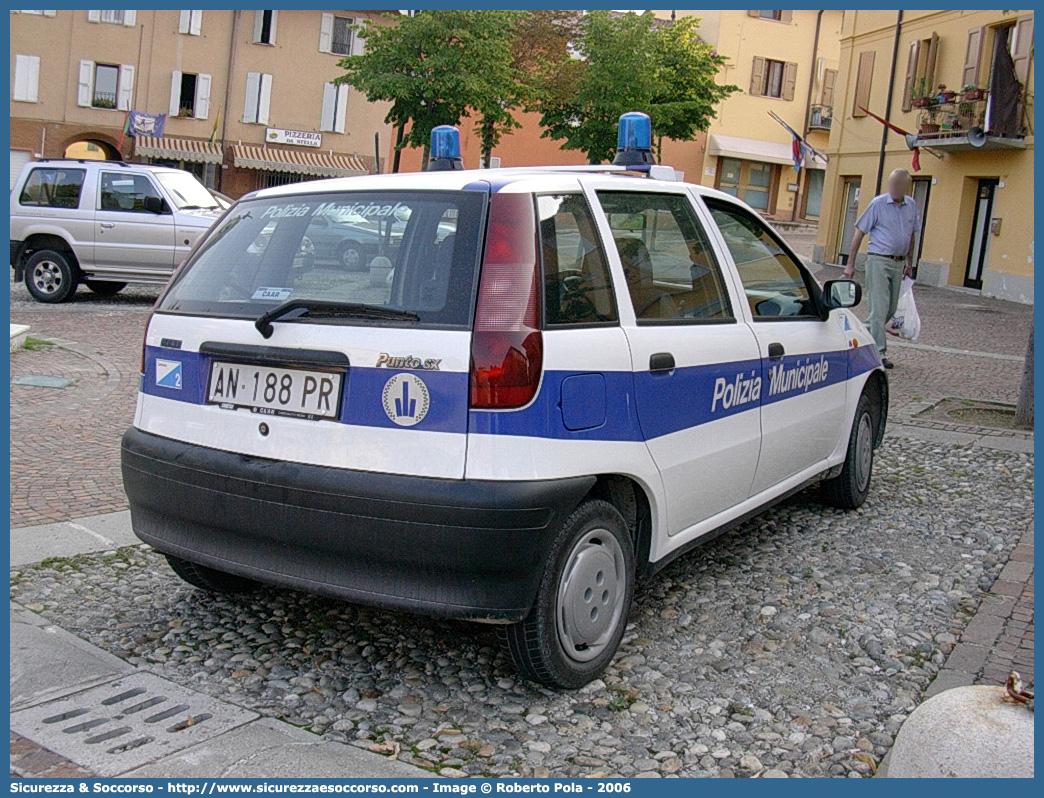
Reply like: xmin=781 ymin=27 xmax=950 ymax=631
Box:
xmin=94 ymin=170 xmax=177 ymax=278
xmin=137 ymin=188 xmax=486 ymax=480
xmin=700 ymin=196 xmax=850 ymax=496
xmin=589 ymin=186 xmax=762 ymax=537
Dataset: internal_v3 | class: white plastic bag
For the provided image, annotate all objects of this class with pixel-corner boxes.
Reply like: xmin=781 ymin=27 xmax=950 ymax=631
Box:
xmin=885 ymin=276 xmax=921 ymax=341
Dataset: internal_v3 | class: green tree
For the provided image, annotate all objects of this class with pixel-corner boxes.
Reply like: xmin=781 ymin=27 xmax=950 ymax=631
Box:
xmin=534 ymin=11 xmax=738 ymax=164
xmin=336 ymin=11 xmax=527 ymax=169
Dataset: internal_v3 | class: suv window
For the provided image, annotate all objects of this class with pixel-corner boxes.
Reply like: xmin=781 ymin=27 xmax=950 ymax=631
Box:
xmin=159 ymin=191 xmax=486 ymax=328
xmin=18 ymin=167 xmax=86 ymax=208
xmin=597 ymin=191 xmax=732 ymax=323
xmin=99 ymin=173 xmax=163 ymax=213
xmin=538 ymin=194 xmax=617 ymax=326
xmin=704 ymin=198 xmax=815 ymax=319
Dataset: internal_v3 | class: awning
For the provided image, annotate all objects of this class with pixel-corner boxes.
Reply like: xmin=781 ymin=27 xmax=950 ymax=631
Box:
xmin=708 ymin=134 xmax=826 ymax=170
xmin=135 ymin=137 xmax=223 ymax=164
xmin=231 ymin=145 xmax=368 ymax=178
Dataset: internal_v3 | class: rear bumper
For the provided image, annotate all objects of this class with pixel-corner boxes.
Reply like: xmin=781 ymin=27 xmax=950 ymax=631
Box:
xmin=121 ymin=427 xmax=594 ymax=621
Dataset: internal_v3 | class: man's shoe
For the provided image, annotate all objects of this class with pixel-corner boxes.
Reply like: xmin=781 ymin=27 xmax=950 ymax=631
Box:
xmin=881 ymin=358 xmax=894 ymax=369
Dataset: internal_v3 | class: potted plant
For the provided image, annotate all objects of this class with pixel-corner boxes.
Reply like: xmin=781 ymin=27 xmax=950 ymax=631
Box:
xmin=961 ymin=84 xmax=985 ymax=101
xmin=935 ymin=84 xmax=957 ymax=103
xmin=918 ymin=106 xmax=941 ymax=135
xmin=912 ymin=77 xmax=931 ymax=108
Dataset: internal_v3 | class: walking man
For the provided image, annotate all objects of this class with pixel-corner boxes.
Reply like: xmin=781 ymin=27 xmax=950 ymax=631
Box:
xmin=843 ymin=169 xmax=917 ymax=369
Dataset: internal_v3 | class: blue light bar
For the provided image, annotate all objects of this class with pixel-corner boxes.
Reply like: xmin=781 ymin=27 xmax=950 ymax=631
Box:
xmin=429 ymin=125 xmax=464 ymax=171
xmin=613 ymin=112 xmax=655 ymax=168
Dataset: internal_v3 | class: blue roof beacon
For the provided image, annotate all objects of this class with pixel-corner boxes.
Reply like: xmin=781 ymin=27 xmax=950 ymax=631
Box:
xmin=613 ymin=111 xmax=655 ymax=168
xmin=428 ymin=125 xmax=465 ymax=171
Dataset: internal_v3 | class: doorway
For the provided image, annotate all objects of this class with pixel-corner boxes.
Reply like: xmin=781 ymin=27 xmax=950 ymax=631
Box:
xmin=964 ymin=178 xmax=998 ymax=289
xmin=837 ymin=177 xmax=861 ymax=265
xmin=911 ymin=177 xmax=931 ymax=277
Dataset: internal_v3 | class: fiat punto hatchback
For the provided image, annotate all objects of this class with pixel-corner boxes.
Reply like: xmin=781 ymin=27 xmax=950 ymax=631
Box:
xmin=122 ymin=114 xmax=887 ymax=688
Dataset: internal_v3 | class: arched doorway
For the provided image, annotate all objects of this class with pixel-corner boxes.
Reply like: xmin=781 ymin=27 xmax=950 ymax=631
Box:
xmin=64 ymin=139 xmax=120 ymax=161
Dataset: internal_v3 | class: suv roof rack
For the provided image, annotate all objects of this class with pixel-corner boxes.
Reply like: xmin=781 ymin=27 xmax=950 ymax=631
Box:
xmin=36 ymin=158 xmax=132 ymax=166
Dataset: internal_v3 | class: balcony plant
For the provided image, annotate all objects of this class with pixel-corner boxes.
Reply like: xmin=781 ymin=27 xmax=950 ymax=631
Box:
xmin=935 ymin=83 xmax=957 ymax=103
xmin=911 ymin=77 xmax=931 ymax=108
xmin=961 ymin=84 xmax=985 ymax=102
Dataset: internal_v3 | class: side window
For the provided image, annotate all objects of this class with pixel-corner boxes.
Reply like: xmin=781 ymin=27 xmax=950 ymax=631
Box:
xmin=99 ymin=172 xmax=163 ymax=213
xmin=18 ymin=168 xmax=86 ymax=208
xmin=538 ymin=194 xmax=617 ymax=326
xmin=704 ymin=199 xmax=815 ymax=319
xmin=596 ymin=190 xmax=732 ymax=323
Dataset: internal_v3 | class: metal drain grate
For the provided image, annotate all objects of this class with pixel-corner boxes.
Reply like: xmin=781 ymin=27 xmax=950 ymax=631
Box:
xmin=10 ymin=672 xmax=257 ymax=776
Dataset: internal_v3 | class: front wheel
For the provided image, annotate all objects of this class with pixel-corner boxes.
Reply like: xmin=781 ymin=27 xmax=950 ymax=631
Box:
xmin=820 ymin=393 xmax=877 ymax=509
xmin=24 ymin=250 xmax=77 ymax=303
xmin=164 ymin=554 xmax=259 ymax=594
xmin=499 ymin=499 xmax=634 ymax=689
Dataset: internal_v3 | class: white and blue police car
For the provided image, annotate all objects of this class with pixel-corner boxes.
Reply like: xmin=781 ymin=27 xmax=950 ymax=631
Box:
xmin=122 ymin=113 xmax=887 ymax=688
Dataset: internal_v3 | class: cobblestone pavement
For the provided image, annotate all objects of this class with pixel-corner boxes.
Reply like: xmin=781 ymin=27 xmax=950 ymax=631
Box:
xmin=10 ymin=732 xmax=96 ymax=779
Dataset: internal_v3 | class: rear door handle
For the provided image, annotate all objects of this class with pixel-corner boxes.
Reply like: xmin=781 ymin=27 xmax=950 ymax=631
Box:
xmin=100 ymin=222 xmax=116 ymax=229
xmin=649 ymin=352 xmax=675 ymax=373
xmin=768 ymin=342 xmax=785 ymax=360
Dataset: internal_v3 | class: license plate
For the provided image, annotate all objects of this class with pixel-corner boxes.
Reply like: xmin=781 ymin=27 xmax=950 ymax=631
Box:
xmin=207 ymin=361 xmax=342 ymax=420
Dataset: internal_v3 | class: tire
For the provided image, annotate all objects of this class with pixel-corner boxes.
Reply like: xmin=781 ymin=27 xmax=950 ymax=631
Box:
xmin=499 ymin=499 xmax=634 ymax=689
xmin=85 ymin=280 xmax=127 ymax=297
xmin=164 ymin=554 xmax=259 ymax=594
xmin=24 ymin=250 xmax=77 ymax=303
xmin=338 ymin=241 xmax=366 ymax=271
xmin=820 ymin=392 xmax=877 ymax=510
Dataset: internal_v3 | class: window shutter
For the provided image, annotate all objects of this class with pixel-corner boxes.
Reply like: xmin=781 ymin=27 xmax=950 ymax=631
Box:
xmin=77 ymin=59 xmax=94 ymax=107
xmin=44 ymin=10 xmax=56 ymax=17
xmin=169 ymin=70 xmax=182 ymax=116
xmin=902 ymin=39 xmax=921 ymax=111
xmin=13 ymin=55 xmax=32 ymax=102
xmin=334 ymin=84 xmax=349 ymax=133
xmin=747 ymin=10 xmax=760 ymax=17
xmin=749 ymin=56 xmax=766 ymax=96
xmin=123 ymin=10 xmax=136 ymax=27
xmin=963 ymin=27 xmax=984 ymax=88
xmin=319 ymin=12 xmax=333 ymax=53
xmin=782 ymin=61 xmax=798 ymax=101
xmin=268 ymin=10 xmax=278 ymax=44
xmin=351 ymin=24 xmax=366 ymax=56
xmin=258 ymin=73 xmax=273 ymax=125
xmin=252 ymin=10 xmax=264 ymax=43
xmin=195 ymin=73 xmax=212 ymax=120
xmin=924 ymin=32 xmax=939 ymax=91
xmin=320 ymin=82 xmax=336 ymax=131
xmin=852 ymin=51 xmax=875 ymax=117
xmin=243 ymin=71 xmax=260 ymax=122
xmin=779 ymin=10 xmax=793 ymax=24
xmin=179 ymin=10 xmax=191 ymax=33
xmin=117 ymin=64 xmax=135 ymax=111
xmin=27 ymin=54 xmax=40 ymax=102
xmin=822 ymin=68 xmax=836 ymax=107
xmin=190 ymin=10 xmax=202 ymax=36
xmin=1012 ymin=15 xmax=1034 ymax=85
xmin=87 ymin=10 xmax=100 ymax=23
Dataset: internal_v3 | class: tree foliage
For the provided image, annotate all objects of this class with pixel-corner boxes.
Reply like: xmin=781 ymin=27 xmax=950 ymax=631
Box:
xmin=534 ymin=12 xmax=739 ymax=164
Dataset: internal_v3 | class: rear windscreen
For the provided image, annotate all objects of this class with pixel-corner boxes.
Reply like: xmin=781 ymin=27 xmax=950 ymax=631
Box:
xmin=158 ymin=190 xmax=487 ymax=328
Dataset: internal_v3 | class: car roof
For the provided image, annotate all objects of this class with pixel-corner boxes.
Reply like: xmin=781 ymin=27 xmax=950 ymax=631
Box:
xmin=30 ymin=159 xmax=185 ymax=174
xmin=247 ymin=166 xmax=743 ymax=204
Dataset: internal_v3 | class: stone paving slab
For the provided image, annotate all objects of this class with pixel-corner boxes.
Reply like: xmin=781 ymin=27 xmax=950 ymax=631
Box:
xmin=11 ymin=510 xmax=137 ymax=567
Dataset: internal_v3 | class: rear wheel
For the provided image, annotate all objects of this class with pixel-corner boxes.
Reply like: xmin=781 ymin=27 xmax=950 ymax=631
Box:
xmin=820 ymin=393 xmax=877 ymax=509
xmin=24 ymin=250 xmax=77 ymax=303
xmin=499 ymin=499 xmax=634 ymax=689
xmin=85 ymin=280 xmax=127 ymax=297
xmin=338 ymin=241 xmax=366 ymax=271
xmin=164 ymin=554 xmax=259 ymax=594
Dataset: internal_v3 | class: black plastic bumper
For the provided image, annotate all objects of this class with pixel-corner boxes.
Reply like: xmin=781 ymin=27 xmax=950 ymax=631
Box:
xmin=121 ymin=427 xmax=594 ymax=621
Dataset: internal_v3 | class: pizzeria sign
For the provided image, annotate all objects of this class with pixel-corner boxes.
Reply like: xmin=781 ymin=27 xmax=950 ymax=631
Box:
xmin=266 ymin=128 xmax=322 ymax=148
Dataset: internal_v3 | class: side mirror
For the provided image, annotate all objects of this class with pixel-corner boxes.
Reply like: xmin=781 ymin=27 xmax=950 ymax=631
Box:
xmin=822 ymin=279 xmax=861 ymax=311
xmin=144 ymin=195 xmax=169 ymax=214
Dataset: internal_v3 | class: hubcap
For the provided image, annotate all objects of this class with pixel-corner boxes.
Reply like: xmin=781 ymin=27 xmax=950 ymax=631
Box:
xmin=342 ymin=248 xmax=361 ymax=269
xmin=556 ymin=529 xmax=627 ymax=663
xmin=32 ymin=261 xmax=63 ymax=295
xmin=855 ymin=412 xmax=873 ymax=492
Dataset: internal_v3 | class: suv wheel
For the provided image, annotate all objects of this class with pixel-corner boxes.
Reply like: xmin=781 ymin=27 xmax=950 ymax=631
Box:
xmin=820 ymin=392 xmax=877 ymax=510
xmin=499 ymin=499 xmax=634 ymax=689
xmin=164 ymin=554 xmax=259 ymax=594
xmin=338 ymin=241 xmax=365 ymax=271
xmin=85 ymin=280 xmax=127 ymax=297
xmin=24 ymin=250 xmax=77 ymax=303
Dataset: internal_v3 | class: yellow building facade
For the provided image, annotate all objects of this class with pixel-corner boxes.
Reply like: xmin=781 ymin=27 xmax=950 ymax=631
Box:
xmin=654 ymin=10 xmax=844 ymax=223
xmin=814 ymin=9 xmax=1034 ymax=304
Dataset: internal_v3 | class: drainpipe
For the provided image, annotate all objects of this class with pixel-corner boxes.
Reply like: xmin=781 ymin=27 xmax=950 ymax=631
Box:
xmin=793 ymin=9 xmax=824 ymax=222
xmin=875 ymin=10 xmax=904 ymax=196
xmin=219 ymin=10 xmax=239 ymax=191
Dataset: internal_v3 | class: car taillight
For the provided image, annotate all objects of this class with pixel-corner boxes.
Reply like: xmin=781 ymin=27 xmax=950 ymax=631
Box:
xmin=140 ymin=309 xmax=154 ymax=375
xmin=470 ymin=193 xmax=543 ymax=409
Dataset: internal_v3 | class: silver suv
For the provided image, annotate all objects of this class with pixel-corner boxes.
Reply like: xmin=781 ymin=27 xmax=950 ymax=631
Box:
xmin=10 ymin=160 xmax=223 ymax=302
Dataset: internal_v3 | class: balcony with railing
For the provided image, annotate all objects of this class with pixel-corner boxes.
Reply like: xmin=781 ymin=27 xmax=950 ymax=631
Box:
xmin=808 ymin=104 xmax=832 ymax=131
xmin=912 ymin=86 xmax=1028 ymax=152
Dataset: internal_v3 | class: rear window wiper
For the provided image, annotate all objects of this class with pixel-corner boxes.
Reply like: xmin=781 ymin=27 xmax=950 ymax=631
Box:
xmin=255 ymin=299 xmax=419 ymax=338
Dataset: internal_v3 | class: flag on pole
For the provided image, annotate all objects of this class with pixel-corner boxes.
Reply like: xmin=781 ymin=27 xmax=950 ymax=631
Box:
xmin=857 ymin=106 xmax=927 ymax=172
xmin=115 ymin=111 xmax=131 ymax=151
xmin=209 ymin=106 xmax=222 ymax=146
xmin=767 ymin=111 xmax=827 ymax=172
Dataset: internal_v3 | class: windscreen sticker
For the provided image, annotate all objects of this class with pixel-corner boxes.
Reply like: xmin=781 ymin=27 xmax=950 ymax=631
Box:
xmin=382 ymin=373 xmax=430 ymax=427
xmin=260 ymin=201 xmax=404 ymax=220
xmin=251 ymin=287 xmax=293 ymax=302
